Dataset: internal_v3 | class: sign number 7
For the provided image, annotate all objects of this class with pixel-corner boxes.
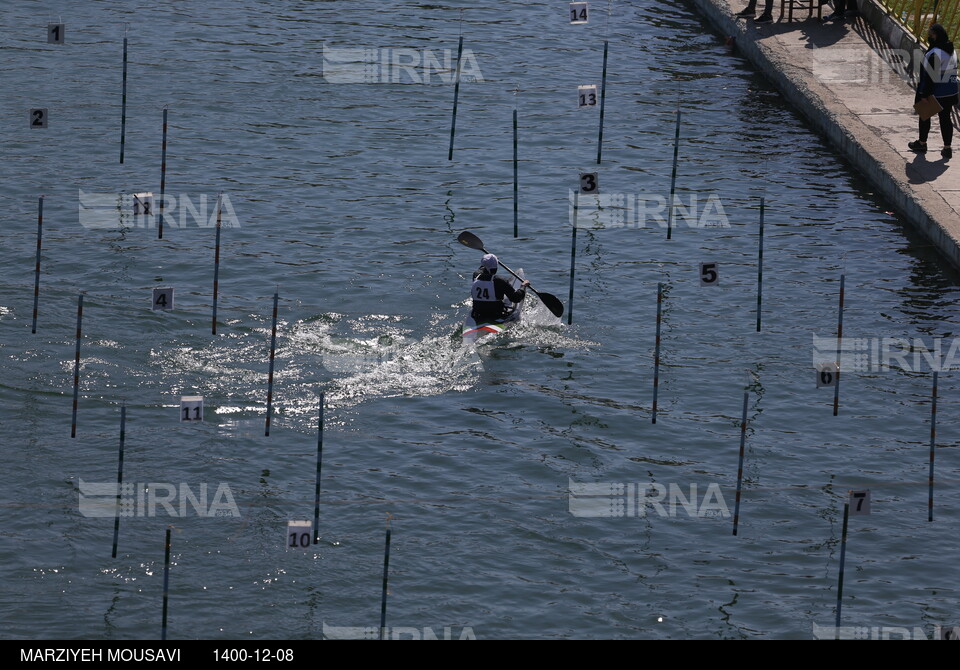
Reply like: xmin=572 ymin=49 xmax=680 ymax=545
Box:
xmin=848 ymin=489 xmax=871 ymax=515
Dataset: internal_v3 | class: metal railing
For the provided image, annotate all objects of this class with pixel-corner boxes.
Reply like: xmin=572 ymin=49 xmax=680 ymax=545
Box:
xmin=880 ymin=0 xmax=960 ymax=45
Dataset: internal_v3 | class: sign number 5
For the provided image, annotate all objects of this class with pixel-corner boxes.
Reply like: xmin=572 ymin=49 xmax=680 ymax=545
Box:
xmin=699 ymin=262 xmax=718 ymax=286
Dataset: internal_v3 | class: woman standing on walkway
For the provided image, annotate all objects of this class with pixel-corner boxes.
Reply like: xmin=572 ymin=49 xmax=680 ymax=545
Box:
xmin=910 ymin=24 xmax=959 ymax=158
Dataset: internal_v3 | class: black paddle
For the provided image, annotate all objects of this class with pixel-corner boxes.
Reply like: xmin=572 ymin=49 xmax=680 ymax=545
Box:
xmin=457 ymin=231 xmax=565 ymax=318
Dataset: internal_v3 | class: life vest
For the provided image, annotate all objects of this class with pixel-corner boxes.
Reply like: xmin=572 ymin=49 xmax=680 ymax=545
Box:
xmin=472 ymin=276 xmax=498 ymax=302
xmin=928 ymin=47 xmax=959 ymax=97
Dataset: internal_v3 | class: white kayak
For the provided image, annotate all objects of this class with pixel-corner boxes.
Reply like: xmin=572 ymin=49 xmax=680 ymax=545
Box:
xmin=461 ymin=268 xmax=524 ymax=343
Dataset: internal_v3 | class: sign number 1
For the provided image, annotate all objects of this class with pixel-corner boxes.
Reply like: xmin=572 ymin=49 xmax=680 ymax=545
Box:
xmin=47 ymin=23 xmax=65 ymax=44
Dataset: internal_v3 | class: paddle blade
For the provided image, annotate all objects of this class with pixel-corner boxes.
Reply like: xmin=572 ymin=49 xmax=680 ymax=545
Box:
xmin=536 ymin=291 xmax=565 ymax=318
xmin=457 ymin=231 xmax=486 ymax=251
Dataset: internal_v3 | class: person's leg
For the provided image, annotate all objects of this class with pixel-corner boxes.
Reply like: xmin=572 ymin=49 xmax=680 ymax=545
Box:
xmin=911 ymin=110 xmax=931 ymax=151
xmin=938 ymin=107 xmax=953 ymax=147
xmin=755 ymin=0 xmax=773 ymax=22
xmin=736 ymin=1 xmax=757 ymax=15
xmin=937 ymin=97 xmax=955 ymax=155
xmin=825 ymin=0 xmax=846 ymax=19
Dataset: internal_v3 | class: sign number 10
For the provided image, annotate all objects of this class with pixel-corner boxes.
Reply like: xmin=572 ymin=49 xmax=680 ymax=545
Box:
xmin=287 ymin=521 xmax=313 ymax=550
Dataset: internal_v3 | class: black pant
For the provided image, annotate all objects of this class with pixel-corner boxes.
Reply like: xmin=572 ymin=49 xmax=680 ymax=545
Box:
xmin=918 ymin=93 xmax=958 ymax=146
xmin=827 ymin=0 xmax=856 ymax=12
xmin=744 ymin=0 xmax=773 ymax=13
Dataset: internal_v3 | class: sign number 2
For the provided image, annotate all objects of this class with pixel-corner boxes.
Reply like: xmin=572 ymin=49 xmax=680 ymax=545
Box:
xmin=30 ymin=108 xmax=48 ymax=128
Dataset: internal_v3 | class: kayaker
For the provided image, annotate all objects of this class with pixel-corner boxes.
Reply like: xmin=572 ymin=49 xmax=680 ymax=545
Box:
xmin=471 ymin=253 xmax=529 ymax=323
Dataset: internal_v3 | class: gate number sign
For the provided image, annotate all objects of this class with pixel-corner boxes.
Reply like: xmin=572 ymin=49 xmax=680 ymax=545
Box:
xmin=570 ymin=3 xmax=589 ymax=24
xmin=287 ymin=520 xmax=313 ymax=550
xmin=153 ymin=288 xmax=174 ymax=311
xmin=48 ymin=23 xmax=65 ymax=44
xmin=180 ymin=396 xmax=203 ymax=422
xmin=578 ymin=85 xmax=598 ymax=108
xmin=848 ymin=489 xmax=871 ymax=515
xmin=579 ymin=172 xmax=598 ymax=194
xmin=816 ymin=362 xmax=838 ymax=388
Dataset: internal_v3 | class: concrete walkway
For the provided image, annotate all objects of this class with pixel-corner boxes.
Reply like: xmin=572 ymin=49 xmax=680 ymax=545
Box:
xmin=691 ymin=0 xmax=960 ymax=269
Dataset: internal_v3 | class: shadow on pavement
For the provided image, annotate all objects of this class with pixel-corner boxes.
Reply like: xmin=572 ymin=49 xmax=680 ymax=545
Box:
xmin=905 ymin=152 xmax=950 ymax=184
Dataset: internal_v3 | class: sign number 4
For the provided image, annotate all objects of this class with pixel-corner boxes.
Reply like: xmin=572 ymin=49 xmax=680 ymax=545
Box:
xmin=153 ymin=288 xmax=174 ymax=311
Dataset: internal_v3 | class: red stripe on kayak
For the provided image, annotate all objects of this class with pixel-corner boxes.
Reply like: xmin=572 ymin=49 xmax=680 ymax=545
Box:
xmin=463 ymin=324 xmax=504 ymax=336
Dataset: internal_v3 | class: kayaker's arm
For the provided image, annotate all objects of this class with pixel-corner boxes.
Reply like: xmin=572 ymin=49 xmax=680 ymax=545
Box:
xmin=497 ymin=276 xmax=528 ymax=303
